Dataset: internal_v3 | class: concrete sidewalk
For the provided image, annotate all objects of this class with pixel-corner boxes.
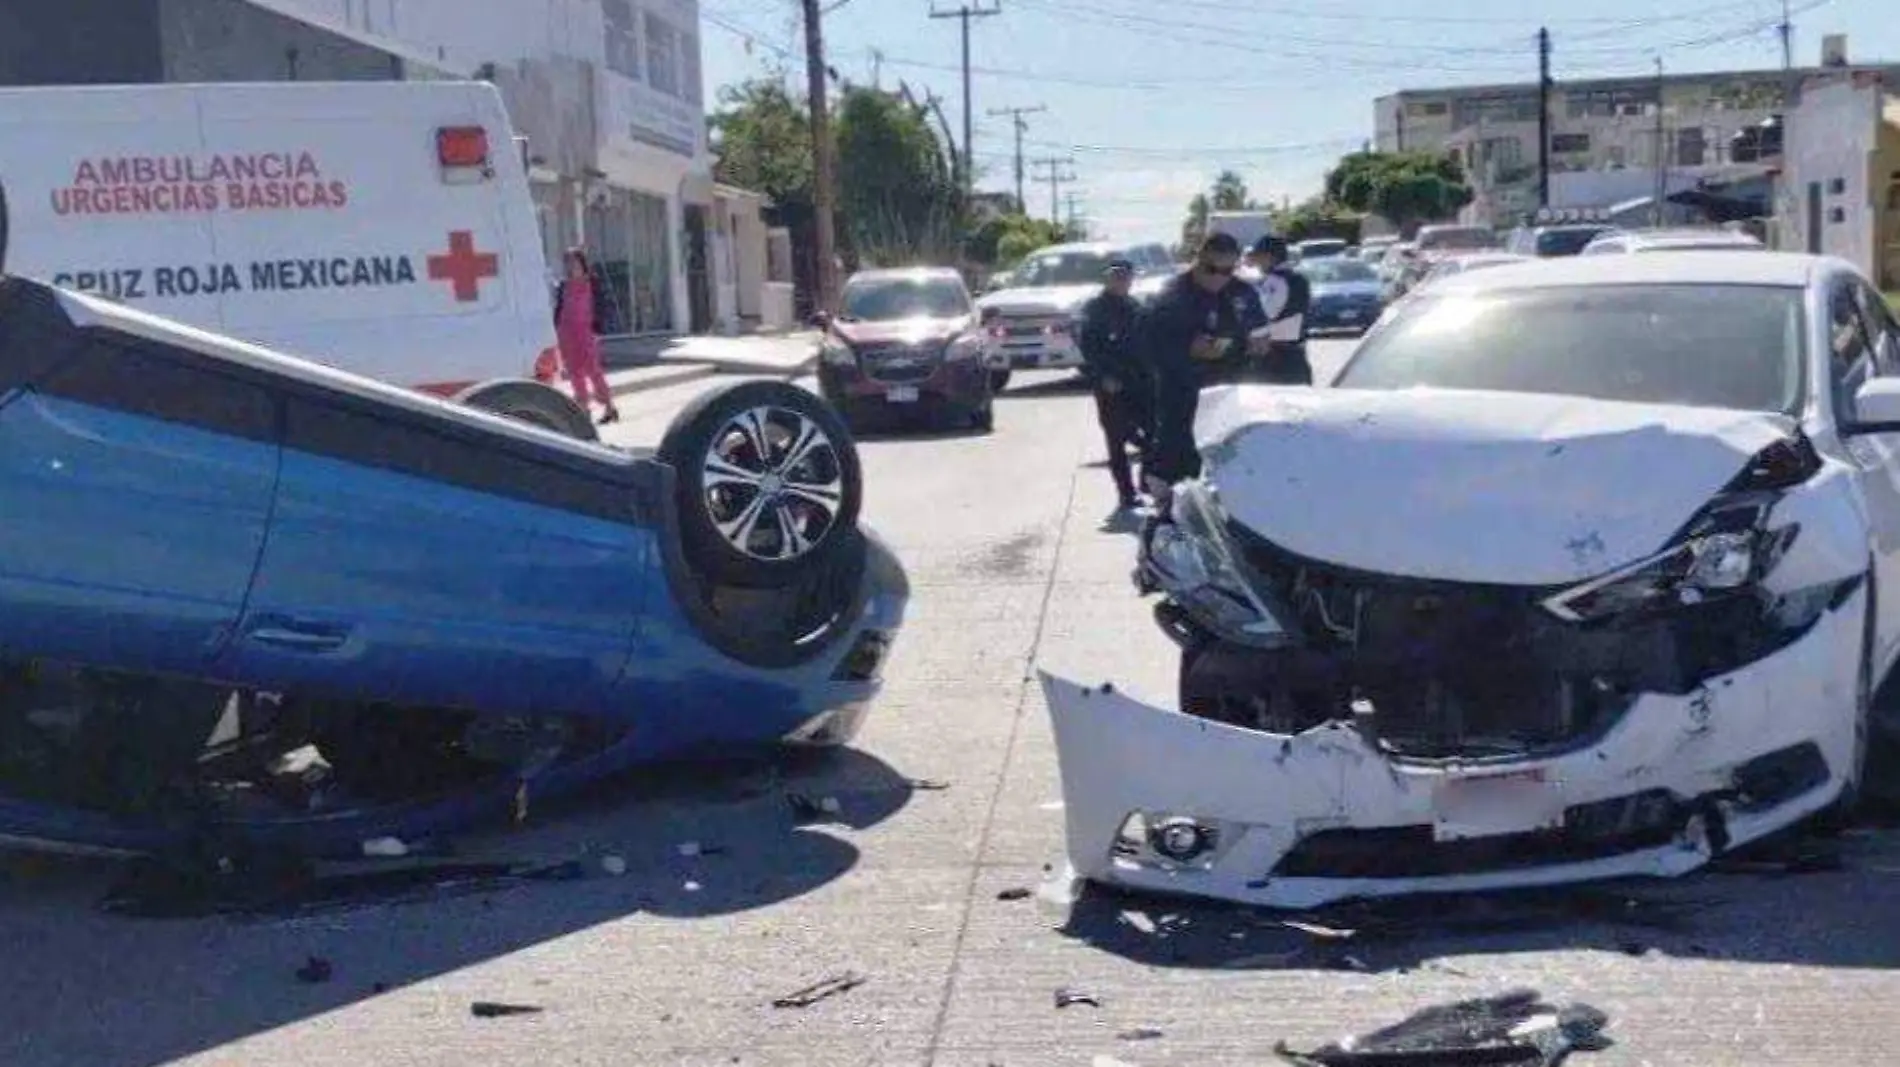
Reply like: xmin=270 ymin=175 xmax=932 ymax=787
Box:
xmin=602 ymin=330 xmax=820 ymax=398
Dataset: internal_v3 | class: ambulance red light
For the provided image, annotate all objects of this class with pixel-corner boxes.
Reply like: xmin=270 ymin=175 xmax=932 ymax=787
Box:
xmin=437 ymin=126 xmax=490 ymax=168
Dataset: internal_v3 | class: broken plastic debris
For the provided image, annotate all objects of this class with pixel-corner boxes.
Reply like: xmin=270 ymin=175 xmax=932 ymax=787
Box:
xmin=470 ymin=1001 xmax=544 ymax=1018
xmin=600 ymin=855 xmax=628 ymax=877
xmin=771 ymin=971 xmax=867 ymax=1008
xmin=819 ymin=796 xmax=843 ymax=815
xmin=1117 ymin=1027 xmax=1164 ymax=1041
xmin=1054 ymin=987 xmax=1102 ymax=1009
xmin=294 ymin=956 xmax=333 ymax=984
xmin=905 ymin=777 xmax=952 ymax=791
xmin=360 ymin=837 xmax=408 ymax=859
xmin=683 ymin=880 xmax=703 ymax=893
xmin=1275 ymin=988 xmax=1611 ymax=1066
xmin=996 ymin=887 xmax=1033 ymax=901
xmin=677 ymin=841 xmax=704 ymax=858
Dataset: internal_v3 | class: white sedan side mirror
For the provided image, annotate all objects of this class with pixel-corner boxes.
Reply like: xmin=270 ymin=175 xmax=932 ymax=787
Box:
xmin=1848 ymin=377 xmax=1900 ymax=434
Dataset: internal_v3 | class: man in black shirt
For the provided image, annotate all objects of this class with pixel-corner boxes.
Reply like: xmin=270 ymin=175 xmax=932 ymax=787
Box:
xmin=1140 ymin=233 xmax=1267 ymax=493
xmin=1077 ymin=257 xmax=1149 ymax=509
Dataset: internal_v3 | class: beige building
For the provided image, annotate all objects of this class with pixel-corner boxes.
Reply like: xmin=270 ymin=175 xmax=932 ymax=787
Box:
xmin=1374 ymin=42 xmax=1900 ymax=228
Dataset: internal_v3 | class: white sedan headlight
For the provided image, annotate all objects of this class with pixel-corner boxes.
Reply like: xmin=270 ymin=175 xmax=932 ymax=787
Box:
xmin=1140 ymin=483 xmax=1291 ymax=646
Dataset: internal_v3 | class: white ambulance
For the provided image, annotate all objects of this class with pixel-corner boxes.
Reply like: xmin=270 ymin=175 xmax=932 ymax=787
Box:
xmin=0 ymin=80 xmax=578 ymax=426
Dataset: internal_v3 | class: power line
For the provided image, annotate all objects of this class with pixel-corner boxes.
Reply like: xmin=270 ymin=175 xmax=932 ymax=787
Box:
xmin=1031 ymin=156 xmax=1077 ymax=225
xmin=986 ymin=104 xmax=1046 ymax=211
xmin=929 ymin=2 xmax=1002 ymax=199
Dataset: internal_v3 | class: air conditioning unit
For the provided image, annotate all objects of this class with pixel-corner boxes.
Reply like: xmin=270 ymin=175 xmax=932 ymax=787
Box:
xmin=1822 ymin=34 xmax=1849 ymax=68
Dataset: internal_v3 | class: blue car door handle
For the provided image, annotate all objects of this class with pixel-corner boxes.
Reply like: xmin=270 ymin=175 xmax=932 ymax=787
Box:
xmin=248 ymin=623 xmax=349 ymax=652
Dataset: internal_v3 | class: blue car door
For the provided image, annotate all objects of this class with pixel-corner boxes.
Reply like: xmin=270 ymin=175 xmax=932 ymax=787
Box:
xmin=0 ymin=315 xmax=279 ymax=674
xmin=216 ymin=388 xmax=650 ymax=717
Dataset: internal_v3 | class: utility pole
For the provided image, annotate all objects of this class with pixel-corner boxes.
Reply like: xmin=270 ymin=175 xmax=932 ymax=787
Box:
xmin=1652 ymin=56 xmax=1667 ymax=228
xmin=1063 ymin=191 xmax=1082 ymax=235
xmin=870 ymin=48 xmax=884 ymax=88
xmin=1537 ymin=27 xmax=1552 ymax=208
xmin=930 ymin=2 xmax=1001 ymax=198
xmin=800 ymin=0 xmax=839 ymax=314
xmin=1031 ymin=156 xmax=1075 ymax=225
xmin=986 ymin=104 xmax=1046 ymax=213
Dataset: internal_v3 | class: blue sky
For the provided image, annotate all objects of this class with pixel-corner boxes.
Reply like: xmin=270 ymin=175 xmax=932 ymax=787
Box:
xmin=697 ymin=0 xmax=1897 ymax=243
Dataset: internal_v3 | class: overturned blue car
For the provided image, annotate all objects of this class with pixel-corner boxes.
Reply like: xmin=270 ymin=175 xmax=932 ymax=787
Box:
xmin=0 ymin=191 xmax=907 ymax=859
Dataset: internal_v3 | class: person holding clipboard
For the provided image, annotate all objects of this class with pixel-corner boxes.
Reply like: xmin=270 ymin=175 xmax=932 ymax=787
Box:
xmin=1245 ymin=235 xmax=1314 ymax=385
xmin=1138 ymin=232 xmax=1268 ymax=498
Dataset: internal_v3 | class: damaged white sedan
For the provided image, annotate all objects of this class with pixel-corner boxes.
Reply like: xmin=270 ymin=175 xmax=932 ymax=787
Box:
xmin=1047 ymin=251 xmax=1900 ymax=909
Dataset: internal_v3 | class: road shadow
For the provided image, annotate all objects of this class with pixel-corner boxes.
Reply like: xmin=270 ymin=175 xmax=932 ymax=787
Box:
xmin=1056 ymin=829 xmax=1900 ymax=975
xmin=997 ymin=374 xmax=1090 ymax=399
xmin=0 ymin=745 xmax=922 ymax=1066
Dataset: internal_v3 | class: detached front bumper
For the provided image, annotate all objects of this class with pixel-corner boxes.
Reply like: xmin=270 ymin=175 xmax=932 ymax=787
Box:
xmin=1041 ymin=582 xmax=1863 ymax=910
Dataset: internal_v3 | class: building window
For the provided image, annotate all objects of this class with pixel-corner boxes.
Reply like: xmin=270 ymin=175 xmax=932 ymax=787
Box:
xmin=681 ymin=31 xmax=702 ymax=105
xmin=1551 ymin=132 xmax=1591 ymax=154
xmin=645 ymin=12 xmax=681 ymax=98
xmin=1675 ymin=127 xmax=1706 ymax=166
xmin=603 ymin=0 xmax=641 ymax=79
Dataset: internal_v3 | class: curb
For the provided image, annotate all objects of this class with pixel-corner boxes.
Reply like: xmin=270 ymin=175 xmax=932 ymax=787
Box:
xmin=606 ymin=356 xmax=818 ymax=399
xmin=606 ymin=363 xmax=715 ymax=398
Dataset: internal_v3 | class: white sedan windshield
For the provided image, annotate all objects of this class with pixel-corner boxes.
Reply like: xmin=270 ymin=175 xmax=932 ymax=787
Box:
xmin=1336 ymin=284 xmax=1806 ymax=414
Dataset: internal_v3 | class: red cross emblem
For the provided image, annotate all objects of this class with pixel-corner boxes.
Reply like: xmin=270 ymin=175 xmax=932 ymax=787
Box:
xmin=427 ymin=230 xmax=500 ymax=302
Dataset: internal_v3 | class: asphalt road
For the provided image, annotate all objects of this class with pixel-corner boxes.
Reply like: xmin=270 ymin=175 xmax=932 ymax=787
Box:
xmin=10 ymin=339 xmax=1900 ymax=1066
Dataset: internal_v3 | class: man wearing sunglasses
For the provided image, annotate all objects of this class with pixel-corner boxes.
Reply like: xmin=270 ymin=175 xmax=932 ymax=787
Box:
xmin=1139 ymin=232 xmax=1267 ymax=499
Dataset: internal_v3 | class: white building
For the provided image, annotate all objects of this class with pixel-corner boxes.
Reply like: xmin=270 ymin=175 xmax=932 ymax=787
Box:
xmin=236 ymin=0 xmax=732 ymax=336
xmin=1374 ymin=39 xmax=1900 ymax=228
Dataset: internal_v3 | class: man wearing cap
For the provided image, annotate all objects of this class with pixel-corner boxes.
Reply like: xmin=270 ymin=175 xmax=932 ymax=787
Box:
xmin=1077 ymin=256 xmax=1149 ymax=508
xmin=1139 ymin=232 xmax=1267 ymax=497
xmin=1245 ymin=235 xmax=1314 ymax=385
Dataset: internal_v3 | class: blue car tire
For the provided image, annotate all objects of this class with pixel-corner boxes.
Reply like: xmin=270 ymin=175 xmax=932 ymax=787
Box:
xmin=659 ymin=379 xmax=863 ymax=588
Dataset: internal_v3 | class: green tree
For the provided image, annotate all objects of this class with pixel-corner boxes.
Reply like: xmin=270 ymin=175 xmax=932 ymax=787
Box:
xmin=710 ymin=76 xmax=813 ymax=211
xmin=1275 ymin=196 xmax=1364 ymax=244
xmin=1179 ymin=191 xmax=1210 ymax=255
xmin=974 ymin=213 xmax=1067 ymax=268
xmin=1324 ymin=151 xmax=1474 ymax=236
xmin=1211 ymin=169 xmax=1253 ymax=211
xmin=833 ymin=86 xmax=960 ymax=268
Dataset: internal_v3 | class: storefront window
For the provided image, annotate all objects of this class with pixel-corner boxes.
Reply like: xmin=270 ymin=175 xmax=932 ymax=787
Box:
xmin=585 ymin=187 xmax=674 ymax=334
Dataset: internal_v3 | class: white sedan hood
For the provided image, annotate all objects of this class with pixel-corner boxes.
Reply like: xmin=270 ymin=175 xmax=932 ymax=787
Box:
xmin=1195 ymin=386 xmax=1796 ymax=586
xmin=975 ymin=284 xmax=1096 ymax=316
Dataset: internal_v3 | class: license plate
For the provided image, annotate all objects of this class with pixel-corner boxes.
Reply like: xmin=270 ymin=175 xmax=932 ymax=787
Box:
xmin=887 ymin=386 xmax=920 ymax=403
xmin=1431 ymin=768 xmax=1561 ymax=841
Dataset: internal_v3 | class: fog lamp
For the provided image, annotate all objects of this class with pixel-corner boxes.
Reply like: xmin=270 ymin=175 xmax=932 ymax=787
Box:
xmin=1148 ymin=816 xmax=1215 ymax=863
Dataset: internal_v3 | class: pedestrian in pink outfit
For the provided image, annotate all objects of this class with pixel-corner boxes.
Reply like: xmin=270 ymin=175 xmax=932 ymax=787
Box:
xmin=553 ymin=249 xmax=620 ymax=425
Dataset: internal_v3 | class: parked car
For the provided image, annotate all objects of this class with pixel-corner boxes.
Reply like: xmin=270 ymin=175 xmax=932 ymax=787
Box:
xmin=0 ymin=196 xmax=909 ymax=857
xmin=1376 ymin=252 xmax=1533 ymax=322
xmin=1413 ymin=223 xmax=1502 ymax=256
xmin=1293 ymin=237 xmax=1350 ymax=261
xmin=1296 ymin=256 xmax=1385 ymax=334
xmin=1581 ymin=228 xmax=1766 ymax=255
xmin=1048 ymin=250 xmax=1900 ymax=909
xmin=816 ymin=267 xmax=998 ymax=430
xmin=1508 ymin=224 xmax=1616 ymax=258
xmin=975 ymin=242 xmax=1146 ymax=379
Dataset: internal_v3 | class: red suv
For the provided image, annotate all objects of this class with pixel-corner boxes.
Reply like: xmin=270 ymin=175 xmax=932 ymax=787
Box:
xmin=817 ymin=268 xmax=998 ymax=433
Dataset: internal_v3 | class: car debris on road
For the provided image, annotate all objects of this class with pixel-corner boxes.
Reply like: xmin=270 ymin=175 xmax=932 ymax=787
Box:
xmin=1275 ymin=989 xmax=1611 ymax=1067
xmin=771 ymin=971 xmax=868 ymax=1009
